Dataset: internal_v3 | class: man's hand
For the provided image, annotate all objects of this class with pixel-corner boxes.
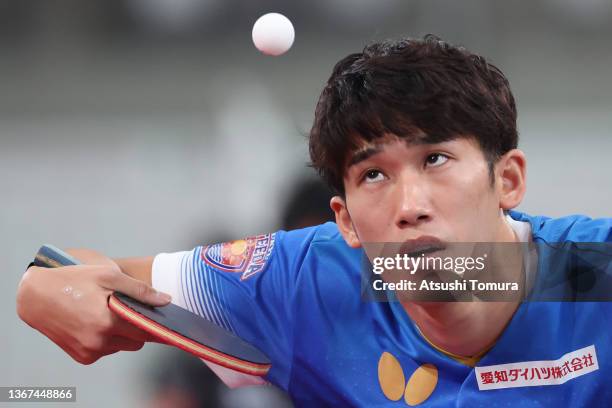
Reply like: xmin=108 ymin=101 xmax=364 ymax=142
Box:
xmin=16 ymin=249 xmax=171 ymax=365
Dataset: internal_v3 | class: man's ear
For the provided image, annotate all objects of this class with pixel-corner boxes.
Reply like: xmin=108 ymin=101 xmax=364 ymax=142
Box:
xmin=330 ymin=196 xmax=361 ymax=248
xmin=496 ymin=149 xmax=527 ymax=211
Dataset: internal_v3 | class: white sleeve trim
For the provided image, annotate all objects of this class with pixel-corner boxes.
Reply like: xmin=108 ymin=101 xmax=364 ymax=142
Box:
xmin=152 ymin=251 xmax=190 ymax=309
xmin=153 ymin=251 xmax=267 ymax=388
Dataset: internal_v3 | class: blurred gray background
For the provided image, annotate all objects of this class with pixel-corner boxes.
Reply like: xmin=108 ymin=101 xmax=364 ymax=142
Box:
xmin=2 ymin=0 xmax=611 ymax=406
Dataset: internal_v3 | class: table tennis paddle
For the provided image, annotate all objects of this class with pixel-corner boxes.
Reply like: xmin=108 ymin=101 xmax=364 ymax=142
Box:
xmin=32 ymin=244 xmax=271 ymax=376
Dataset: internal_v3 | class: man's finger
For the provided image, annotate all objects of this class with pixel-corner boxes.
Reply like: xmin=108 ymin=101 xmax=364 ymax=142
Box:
xmin=99 ymin=269 xmax=171 ymax=306
xmin=109 ymin=314 xmax=155 ymax=342
xmin=108 ymin=336 xmax=145 ymax=352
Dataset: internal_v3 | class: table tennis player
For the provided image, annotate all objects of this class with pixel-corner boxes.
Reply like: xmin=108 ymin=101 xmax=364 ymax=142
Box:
xmin=17 ymin=35 xmax=612 ymax=406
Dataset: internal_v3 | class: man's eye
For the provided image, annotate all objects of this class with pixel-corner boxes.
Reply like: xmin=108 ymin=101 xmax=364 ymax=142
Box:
xmin=425 ymin=153 xmax=449 ymax=167
xmin=363 ymin=169 xmax=385 ymax=183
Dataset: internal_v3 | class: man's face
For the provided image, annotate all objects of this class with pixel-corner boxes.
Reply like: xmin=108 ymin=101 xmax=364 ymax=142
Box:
xmin=333 ymin=136 xmax=514 ymax=247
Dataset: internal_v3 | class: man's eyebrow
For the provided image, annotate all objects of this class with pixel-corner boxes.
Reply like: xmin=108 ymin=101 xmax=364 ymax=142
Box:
xmin=348 ymin=146 xmax=383 ymax=167
xmin=347 ymin=136 xmax=453 ymax=167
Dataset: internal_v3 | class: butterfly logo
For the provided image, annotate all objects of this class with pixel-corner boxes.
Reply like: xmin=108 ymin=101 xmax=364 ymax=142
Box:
xmin=378 ymin=352 xmax=438 ymax=406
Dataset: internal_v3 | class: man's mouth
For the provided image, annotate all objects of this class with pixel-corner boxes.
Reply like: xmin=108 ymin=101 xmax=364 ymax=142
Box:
xmin=399 ymin=236 xmax=446 ymax=258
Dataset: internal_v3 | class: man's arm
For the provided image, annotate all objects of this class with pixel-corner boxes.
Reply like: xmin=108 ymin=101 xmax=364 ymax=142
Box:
xmin=16 ymin=248 xmax=169 ymax=364
xmin=64 ymin=248 xmax=154 ymax=286
xmin=114 ymin=256 xmax=154 ymax=286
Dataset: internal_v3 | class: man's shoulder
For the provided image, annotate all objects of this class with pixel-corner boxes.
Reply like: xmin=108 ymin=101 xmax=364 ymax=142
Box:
xmin=277 ymin=222 xmax=361 ymax=266
xmin=509 ymin=210 xmax=611 ymax=243
xmin=279 ymin=222 xmax=363 ymax=276
xmin=280 ymin=222 xmax=352 ymax=248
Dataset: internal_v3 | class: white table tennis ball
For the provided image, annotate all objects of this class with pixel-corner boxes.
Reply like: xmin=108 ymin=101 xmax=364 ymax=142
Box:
xmin=252 ymin=13 xmax=295 ymax=56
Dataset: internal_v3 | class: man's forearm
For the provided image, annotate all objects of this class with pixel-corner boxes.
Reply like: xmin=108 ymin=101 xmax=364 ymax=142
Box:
xmin=114 ymin=257 xmax=154 ymax=286
xmin=64 ymin=248 xmax=153 ymax=286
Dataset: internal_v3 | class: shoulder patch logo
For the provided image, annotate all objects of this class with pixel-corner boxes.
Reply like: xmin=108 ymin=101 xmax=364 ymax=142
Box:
xmin=201 ymin=233 xmax=276 ymax=280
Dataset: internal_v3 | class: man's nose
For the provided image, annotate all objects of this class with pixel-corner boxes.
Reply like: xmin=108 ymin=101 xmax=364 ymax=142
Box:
xmin=393 ymin=176 xmax=432 ymax=228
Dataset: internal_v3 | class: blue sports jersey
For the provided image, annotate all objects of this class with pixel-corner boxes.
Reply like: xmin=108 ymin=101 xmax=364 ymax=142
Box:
xmin=152 ymin=211 xmax=611 ymax=407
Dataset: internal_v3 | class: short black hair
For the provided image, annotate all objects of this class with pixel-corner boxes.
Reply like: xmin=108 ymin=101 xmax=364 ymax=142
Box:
xmin=309 ymin=35 xmax=518 ymax=195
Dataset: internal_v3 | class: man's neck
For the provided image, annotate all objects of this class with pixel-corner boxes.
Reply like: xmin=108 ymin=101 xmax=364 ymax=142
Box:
xmin=400 ymin=300 xmax=521 ymax=358
xmin=399 ymin=215 xmax=524 ymax=359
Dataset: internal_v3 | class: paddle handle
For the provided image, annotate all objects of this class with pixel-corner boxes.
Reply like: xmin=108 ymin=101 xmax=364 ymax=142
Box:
xmin=32 ymin=244 xmax=81 ymax=268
